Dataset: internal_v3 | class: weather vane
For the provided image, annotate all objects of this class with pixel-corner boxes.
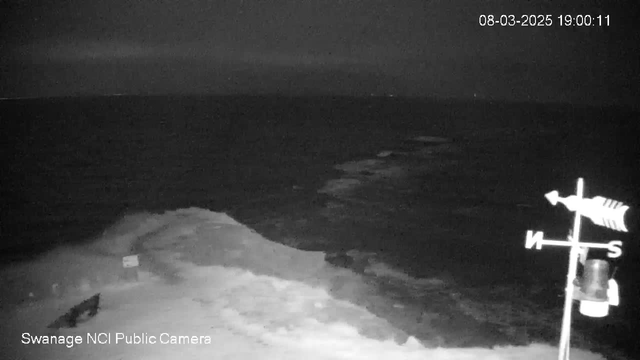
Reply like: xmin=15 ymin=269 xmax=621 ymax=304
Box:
xmin=524 ymin=178 xmax=630 ymax=360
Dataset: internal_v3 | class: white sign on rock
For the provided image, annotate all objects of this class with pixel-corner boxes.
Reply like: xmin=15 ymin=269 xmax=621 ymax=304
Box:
xmin=122 ymin=255 xmax=140 ymax=268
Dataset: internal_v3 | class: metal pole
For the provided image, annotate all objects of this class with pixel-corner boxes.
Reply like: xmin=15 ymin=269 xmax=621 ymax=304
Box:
xmin=558 ymin=178 xmax=584 ymax=360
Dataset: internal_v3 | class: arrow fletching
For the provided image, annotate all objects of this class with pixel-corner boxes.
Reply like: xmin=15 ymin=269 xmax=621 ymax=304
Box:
xmin=586 ymin=196 xmax=629 ymax=232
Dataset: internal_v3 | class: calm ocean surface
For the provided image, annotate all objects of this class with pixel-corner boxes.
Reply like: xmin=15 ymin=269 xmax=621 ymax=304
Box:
xmin=2 ymin=95 xmax=639 ymax=355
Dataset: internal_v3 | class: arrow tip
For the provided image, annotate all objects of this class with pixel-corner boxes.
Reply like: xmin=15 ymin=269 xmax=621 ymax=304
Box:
xmin=545 ymin=190 xmax=559 ymax=206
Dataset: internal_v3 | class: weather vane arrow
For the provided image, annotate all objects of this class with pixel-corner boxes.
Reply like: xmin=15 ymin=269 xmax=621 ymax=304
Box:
xmin=545 ymin=190 xmax=629 ymax=232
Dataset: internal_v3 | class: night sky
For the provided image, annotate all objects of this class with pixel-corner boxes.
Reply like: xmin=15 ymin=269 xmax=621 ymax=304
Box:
xmin=1 ymin=0 xmax=639 ymax=107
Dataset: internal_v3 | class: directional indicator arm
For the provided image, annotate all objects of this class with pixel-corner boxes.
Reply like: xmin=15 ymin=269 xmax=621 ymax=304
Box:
xmin=525 ymin=231 xmax=623 ymax=258
xmin=525 ymin=230 xmax=544 ymax=250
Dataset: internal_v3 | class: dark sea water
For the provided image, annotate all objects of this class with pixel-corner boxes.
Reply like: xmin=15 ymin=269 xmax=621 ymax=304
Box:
xmin=1 ymin=95 xmax=639 ymax=357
